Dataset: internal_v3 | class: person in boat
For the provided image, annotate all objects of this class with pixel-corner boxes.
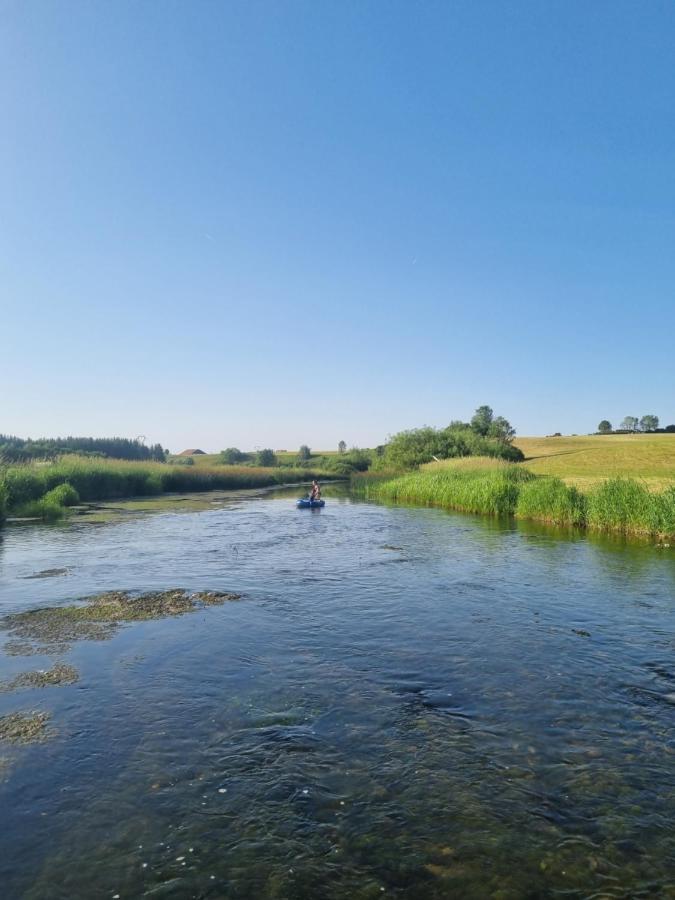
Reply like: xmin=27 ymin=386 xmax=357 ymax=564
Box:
xmin=309 ymin=479 xmax=321 ymax=501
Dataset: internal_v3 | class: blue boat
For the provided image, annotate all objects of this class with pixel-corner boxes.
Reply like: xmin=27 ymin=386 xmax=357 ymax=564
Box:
xmin=296 ymin=498 xmax=325 ymax=508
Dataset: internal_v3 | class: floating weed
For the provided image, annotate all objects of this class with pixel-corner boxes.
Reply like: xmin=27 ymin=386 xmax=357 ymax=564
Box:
xmin=0 ymin=711 xmax=51 ymax=744
xmin=1 ymin=589 xmax=242 ymax=652
xmin=0 ymin=663 xmax=79 ymax=692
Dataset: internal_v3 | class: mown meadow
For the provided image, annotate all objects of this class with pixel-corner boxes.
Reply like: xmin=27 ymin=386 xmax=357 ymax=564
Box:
xmin=514 ymin=433 xmax=675 ymax=491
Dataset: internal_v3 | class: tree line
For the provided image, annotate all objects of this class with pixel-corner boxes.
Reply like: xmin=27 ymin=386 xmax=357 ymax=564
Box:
xmin=597 ymin=416 xmax=675 ymax=434
xmin=0 ymin=434 xmax=167 ymax=462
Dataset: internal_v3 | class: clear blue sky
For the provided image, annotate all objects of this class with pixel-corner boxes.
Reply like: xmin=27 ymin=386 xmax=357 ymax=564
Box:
xmin=2 ymin=1 xmax=674 ymax=452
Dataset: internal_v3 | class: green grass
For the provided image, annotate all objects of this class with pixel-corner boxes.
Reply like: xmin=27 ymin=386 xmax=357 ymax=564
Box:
xmin=353 ymin=462 xmax=675 ymax=541
xmin=356 ymin=465 xmax=533 ymax=517
xmin=0 ymin=455 xmax=332 ymax=521
xmin=515 ymin=477 xmax=587 ymax=526
xmin=514 ymin=433 xmax=675 ymax=491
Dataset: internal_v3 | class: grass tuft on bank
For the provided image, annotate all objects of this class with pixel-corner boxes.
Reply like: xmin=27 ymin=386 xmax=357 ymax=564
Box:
xmin=353 ymin=461 xmax=675 ymax=541
xmin=0 ymin=456 xmax=331 ymax=522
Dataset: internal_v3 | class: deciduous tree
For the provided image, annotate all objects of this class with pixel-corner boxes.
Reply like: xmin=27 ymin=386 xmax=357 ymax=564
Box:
xmin=639 ymin=415 xmax=659 ymax=432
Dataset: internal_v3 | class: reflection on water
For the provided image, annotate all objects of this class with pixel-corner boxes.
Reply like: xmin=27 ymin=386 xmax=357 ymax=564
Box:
xmin=1 ymin=487 xmax=675 ymax=899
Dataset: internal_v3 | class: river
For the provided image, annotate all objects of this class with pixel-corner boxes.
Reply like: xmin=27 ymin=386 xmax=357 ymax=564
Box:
xmin=1 ymin=486 xmax=674 ymax=899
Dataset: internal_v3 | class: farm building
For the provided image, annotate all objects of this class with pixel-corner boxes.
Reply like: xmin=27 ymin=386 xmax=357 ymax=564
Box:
xmin=177 ymin=448 xmax=206 ymax=456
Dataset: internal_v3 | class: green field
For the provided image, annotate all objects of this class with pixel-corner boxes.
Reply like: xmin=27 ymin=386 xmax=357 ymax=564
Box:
xmin=514 ymin=434 xmax=675 ymax=490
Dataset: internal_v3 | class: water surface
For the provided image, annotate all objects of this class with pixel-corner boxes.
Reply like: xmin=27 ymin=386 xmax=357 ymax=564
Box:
xmin=1 ymin=488 xmax=675 ymax=899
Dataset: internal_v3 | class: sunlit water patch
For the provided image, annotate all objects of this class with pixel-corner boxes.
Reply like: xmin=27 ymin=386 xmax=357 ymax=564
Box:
xmin=1 ymin=487 xmax=675 ymax=898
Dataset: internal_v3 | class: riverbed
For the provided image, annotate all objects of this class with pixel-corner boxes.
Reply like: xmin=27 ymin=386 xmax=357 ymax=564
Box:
xmin=1 ymin=487 xmax=674 ymax=898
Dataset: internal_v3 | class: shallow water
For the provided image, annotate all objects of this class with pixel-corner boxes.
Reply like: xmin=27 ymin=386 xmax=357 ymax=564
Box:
xmin=1 ymin=488 xmax=675 ymax=899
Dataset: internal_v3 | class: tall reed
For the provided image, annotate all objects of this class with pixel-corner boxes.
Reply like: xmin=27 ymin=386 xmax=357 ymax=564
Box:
xmin=354 ymin=465 xmax=675 ymax=540
xmin=0 ymin=456 xmax=331 ymax=519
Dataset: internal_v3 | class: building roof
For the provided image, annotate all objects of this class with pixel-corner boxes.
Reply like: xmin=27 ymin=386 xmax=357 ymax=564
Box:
xmin=177 ymin=448 xmax=206 ymax=456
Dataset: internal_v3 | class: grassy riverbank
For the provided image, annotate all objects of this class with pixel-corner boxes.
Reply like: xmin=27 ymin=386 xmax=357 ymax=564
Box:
xmin=353 ymin=460 xmax=675 ymax=541
xmin=0 ymin=456 xmax=328 ymax=522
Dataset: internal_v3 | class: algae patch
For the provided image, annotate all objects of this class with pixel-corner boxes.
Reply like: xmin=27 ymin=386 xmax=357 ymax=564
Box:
xmin=22 ymin=568 xmax=70 ymax=580
xmin=0 ymin=711 xmax=51 ymax=744
xmin=1 ymin=589 xmax=242 ymax=654
xmin=0 ymin=664 xmax=79 ymax=693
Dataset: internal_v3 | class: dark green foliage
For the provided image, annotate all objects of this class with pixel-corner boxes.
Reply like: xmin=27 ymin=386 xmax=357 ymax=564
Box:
xmin=255 ymin=449 xmax=277 ymax=467
xmin=219 ymin=448 xmax=249 ymax=464
xmin=0 ymin=481 xmax=6 ymax=523
xmin=639 ymin=415 xmax=659 ymax=432
xmin=469 ymin=406 xmax=515 ymax=442
xmin=382 ymin=426 xmax=524 ymax=469
xmin=338 ymin=441 xmax=347 ymax=454
xmin=298 ymin=445 xmax=311 ymax=462
xmin=0 ymin=434 xmax=166 ymax=462
xmin=318 ymin=448 xmax=373 ymax=476
xmin=470 ymin=406 xmax=494 ymax=437
xmin=598 ymin=420 xmax=612 ymax=434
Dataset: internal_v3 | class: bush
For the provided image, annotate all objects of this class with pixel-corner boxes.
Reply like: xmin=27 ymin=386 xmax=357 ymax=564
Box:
xmin=43 ymin=483 xmax=80 ymax=507
xmin=255 ymin=449 xmax=277 ymax=467
xmin=144 ymin=474 xmax=163 ymax=495
xmin=383 ymin=426 xmax=524 ymax=469
xmin=219 ymin=448 xmax=248 ymax=464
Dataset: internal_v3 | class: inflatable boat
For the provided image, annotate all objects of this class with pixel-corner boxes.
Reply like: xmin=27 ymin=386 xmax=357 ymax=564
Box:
xmin=296 ymin=498 xmax=325 ymax=508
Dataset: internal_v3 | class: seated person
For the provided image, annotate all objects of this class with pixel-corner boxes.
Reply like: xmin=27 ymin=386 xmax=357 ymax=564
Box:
xmin=309 ymin=480 xmax=321 ymax=501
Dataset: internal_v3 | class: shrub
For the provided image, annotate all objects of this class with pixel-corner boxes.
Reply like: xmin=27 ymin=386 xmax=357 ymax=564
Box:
xmin=43 ymin=483 xmax=80 ymax=507
xmin=219 ymin=448 xmax=248 ymax=464
xmin=256 ymin=449 xmax=277 ymax=467
xmin=383 ymin=426 xmax=524 ymax=469
xmin=144 ymin=474 xmax=163 ymax=495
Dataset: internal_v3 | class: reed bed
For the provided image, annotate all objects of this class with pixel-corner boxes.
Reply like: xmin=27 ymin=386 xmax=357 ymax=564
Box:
xmin=0 ymin=456 xmax=328 ymax=520
xmin=353 ymin=464 xmax=675 ymax=541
